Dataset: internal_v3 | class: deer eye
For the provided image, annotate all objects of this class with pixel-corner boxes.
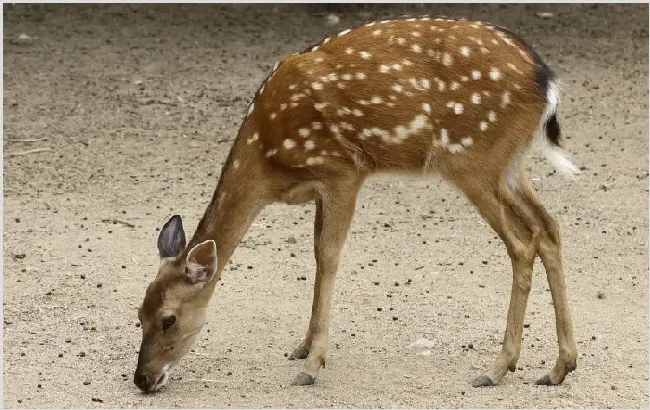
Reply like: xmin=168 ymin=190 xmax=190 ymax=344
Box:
xmin=162 ymin=315 xmax=176 ymax=331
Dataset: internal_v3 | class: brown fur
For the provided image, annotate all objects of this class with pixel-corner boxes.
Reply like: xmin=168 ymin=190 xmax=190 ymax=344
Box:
xmin=134 ymin=17 xmax=578 ymax=391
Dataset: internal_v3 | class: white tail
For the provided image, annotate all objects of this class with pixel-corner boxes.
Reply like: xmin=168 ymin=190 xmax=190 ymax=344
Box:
xmin=134 ymin=16 xmax=578 ymax=392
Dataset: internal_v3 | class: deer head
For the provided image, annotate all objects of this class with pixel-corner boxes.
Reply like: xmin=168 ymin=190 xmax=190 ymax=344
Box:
xmin=133 ymin=215 xmax=218 ymax=392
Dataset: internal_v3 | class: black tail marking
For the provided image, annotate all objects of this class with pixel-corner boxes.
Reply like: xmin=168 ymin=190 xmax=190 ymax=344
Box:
xmin=545 ymin=113 xmax=561 ymax=147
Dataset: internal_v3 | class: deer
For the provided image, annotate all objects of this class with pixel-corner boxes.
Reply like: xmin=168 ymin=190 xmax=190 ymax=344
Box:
xmin=133 ymin=16 xmax=580 ymax=393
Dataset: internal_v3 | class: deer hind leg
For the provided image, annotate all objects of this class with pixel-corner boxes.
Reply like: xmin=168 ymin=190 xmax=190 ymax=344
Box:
xmin=517 ymin=178 xmax=578 ymax=385
xmin=454 ymin=172 xmax=541 ymax=388
xmin=291 ymin=175 xmax=363 ymax=386
xmin=289 ymin=196 xmax=324 ymax=360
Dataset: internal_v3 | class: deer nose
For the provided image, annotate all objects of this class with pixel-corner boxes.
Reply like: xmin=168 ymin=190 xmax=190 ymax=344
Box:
xmin=133 ymin=372 xmax=150 ymax=391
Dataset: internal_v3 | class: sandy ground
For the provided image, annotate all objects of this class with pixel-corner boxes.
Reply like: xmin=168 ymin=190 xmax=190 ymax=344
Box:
xmin=2 ymin=3 xmax=648 ymax=409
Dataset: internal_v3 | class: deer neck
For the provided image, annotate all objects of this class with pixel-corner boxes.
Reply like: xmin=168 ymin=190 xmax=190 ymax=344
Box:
xmin=182 ymin=149 xmax=266 ymax=282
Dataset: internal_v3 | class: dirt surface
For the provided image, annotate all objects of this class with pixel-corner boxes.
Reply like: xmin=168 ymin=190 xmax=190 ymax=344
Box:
xmin=2 ymin=3 xmax=648 ymax=408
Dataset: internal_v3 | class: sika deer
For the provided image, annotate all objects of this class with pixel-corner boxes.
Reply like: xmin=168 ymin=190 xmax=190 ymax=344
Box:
xmin=134 ymin=16 xmax=579 ymax=392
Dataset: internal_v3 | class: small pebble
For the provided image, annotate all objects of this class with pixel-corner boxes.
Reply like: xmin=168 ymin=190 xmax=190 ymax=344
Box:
xmin=227 ymin=371 xmax=232 ymax=376
xmin=58 ymin=353 xmax=63 ymax=357
xmin=392 ymin=316 xmax=398 ymax=321
xmin=96 ymin=283 xmax=102 ymax=288
xmin=597 ymin=291 xmax=606 ymax=299
xmin=611 ymin=385 xmax=616 ymax=390
xmin=591 ymin=335 xmax=597 ymax=340
xmin=79 ymin=351 xmax=86 ymax=357
xmin=83 ymin=380 xmax=91 ymax=385
xmin=80 ymin=274 xmax=86 ymax=279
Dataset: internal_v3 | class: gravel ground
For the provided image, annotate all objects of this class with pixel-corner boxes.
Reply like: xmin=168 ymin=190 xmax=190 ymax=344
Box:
xmin=2 ymin=3 xmax=648 ymax=408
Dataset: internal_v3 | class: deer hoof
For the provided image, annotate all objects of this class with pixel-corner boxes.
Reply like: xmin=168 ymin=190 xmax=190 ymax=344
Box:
xmin=471 ymin=374 xmax=496 ymax=387
xmin=535 ymin=373 xmax=565 ymax=386
xmin=291 ymin=372 xmax=316 ymax=386
xmin=289 ymin=346 xmax=310 ymax=360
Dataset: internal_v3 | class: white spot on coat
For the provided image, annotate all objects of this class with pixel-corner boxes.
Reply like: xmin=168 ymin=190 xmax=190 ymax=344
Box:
xmin=442 ymin=52 xmax=453 ymax=66
xmin=480 ymin=121 xmax=488 ymax=131
xmin=461 ymin=137 xmax=473 ymax=147
xmin=299 ymin=128 xmax=311 ymax=138
xmin=460 ymin=46 xmax=470 ymax=56
xmin=355 ymin=72 xmax=366 ymax=80
xmin=489 ymin=67 xmax=501 ymax=80
xmin=379 ymin=65 xmax=390 ymax=73
xmin=440 ymin=129 xmax=449 ymax=147
xmin=265 ymin=148 xmax=278 ymax=158
xmin=359 ymin=51 xmax=372 ymax=59
xmin=454 ymin=103 xmax=464 ymax=114
xmin=247 ymin=133 xmax=259 ymax=145
xmin=423 ymin=103 xmax=431 ymax=113
xmin=472 ymin=70 xmax=481 ymax=80
xmin=306 ymin=156 xmax=325 ymax=165
xmin=501 ymin=91 xmax=511 ymax=107
xmin=283 ymin=139 xmax=296 ymax=149
xmin=312 ymin=122 xmax=322 ymax=130
xmin=312 ymin=82 xmax=323 ymax=90
xmin=448 ymin=143 xmax=463 ymax=154
xmin=471 ymin=93 xmax=481 ymax=104
xmin=488 ymin=111 xmax=497 ymax=122
xmin=304 ymin=140 xmax=315 ymax=150
xmin=411 ymin=44 xmax=422 ymax=53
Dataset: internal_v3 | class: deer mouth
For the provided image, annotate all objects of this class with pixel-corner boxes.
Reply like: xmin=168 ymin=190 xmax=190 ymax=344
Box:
xmin=150 ymin=364 xmax=172 ymax=392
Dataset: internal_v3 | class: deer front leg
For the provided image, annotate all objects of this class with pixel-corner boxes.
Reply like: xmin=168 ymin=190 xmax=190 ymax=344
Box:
xmin=291 ymin=178 xmax=361 ymax=386
xmin=289 ymin=197 xmax=324 ymax=361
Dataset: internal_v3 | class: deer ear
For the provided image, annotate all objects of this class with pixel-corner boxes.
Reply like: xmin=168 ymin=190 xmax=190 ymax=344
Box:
xmin=157 ymin=215 xmax=186 ymax=258
xmin=184 ymin=240 xmax=218 ymax=283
